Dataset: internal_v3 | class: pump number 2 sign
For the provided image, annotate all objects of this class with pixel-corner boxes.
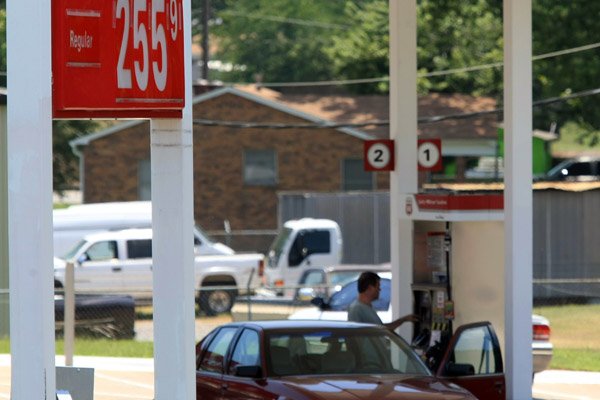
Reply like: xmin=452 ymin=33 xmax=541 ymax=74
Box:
xmin=52 ymin=0 xmax=185 ymax=118
xmin=364 ymin=140 xmax=395 ymax=171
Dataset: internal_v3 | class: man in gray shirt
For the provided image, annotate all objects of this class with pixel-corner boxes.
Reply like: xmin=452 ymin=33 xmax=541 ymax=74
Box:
xmin=348 ymin=271 xmax=418 ymax=330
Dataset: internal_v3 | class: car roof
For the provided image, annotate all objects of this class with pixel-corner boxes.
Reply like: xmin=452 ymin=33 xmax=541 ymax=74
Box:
xmin=283 ymin=218 xmax=340 ymax=230
xmin=214 ymin=319 xmax=387 ymax=331
xmin=317 ymin=263 xmax=391 ymax=273
xmin=83 ymin=228 xmax=153 ymax=241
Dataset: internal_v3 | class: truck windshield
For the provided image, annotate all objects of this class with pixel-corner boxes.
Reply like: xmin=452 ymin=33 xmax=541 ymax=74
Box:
xmin=194 ymin=225 xmax=216 ymax=245
xmin=267 ymin=227 xmax=293 ymax=268
xmin=62 ymin=239 xmax=87 ymax=260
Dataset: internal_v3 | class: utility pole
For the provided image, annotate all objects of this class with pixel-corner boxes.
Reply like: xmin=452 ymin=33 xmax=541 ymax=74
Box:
xmin=202 ymin=0 xmax=210 ymax=80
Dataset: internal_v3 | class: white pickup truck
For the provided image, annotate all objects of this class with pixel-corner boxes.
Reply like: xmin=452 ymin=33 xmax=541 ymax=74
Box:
xmin=263 ymin=218 xmax=343 ymax=297
xmin=54 ymin=228 xmax=263 ymax=315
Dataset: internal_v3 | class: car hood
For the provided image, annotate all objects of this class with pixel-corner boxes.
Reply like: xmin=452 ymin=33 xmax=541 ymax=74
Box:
xmin=277 ymin=375 xmax=475 ymax=400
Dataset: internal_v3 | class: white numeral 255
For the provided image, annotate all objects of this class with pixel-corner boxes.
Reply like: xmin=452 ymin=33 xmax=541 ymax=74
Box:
xmin=116 ymin=0 xmax=168 ymax=91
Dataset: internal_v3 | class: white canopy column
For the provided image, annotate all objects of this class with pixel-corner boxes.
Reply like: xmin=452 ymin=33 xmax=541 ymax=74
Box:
xmin=389 ymin=0 xmax=418 ymax=339
xmin=7 ymin=0 xmax=56 ymax=397
xmin=503 ymin=0 xmax=533 ymax=397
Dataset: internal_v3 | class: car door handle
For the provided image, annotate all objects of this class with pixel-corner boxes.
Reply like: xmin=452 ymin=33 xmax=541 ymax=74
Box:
xmin=494 ymin=380 xmax=505 ymax=393
xmin=112 ymin=266 xmax=122 ymax=272
xmin=221 ymin=383 xmax=228 ymax=390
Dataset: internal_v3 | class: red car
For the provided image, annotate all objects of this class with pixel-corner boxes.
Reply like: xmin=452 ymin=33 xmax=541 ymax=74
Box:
xmin=196 ymin=320 xmax=505 ymax=399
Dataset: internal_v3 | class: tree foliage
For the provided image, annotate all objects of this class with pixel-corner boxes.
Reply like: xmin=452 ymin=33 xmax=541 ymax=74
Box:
xmin=210 ymin=0 xmax=348 ymax=83
xmin=52 ymin=120 xmax=100 ymax=192
xmin=532 ymin=0 xmax=600 ymax=141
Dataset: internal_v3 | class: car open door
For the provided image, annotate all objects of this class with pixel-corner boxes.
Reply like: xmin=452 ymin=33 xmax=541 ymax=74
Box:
xmin=435 ymin=321 xmax=506 ymax=400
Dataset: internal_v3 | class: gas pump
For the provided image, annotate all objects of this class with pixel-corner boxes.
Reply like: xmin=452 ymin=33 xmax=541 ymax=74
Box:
xmin=402 ymin=192 xmax=506 ymax=372
xmin=410 ymin=222 xmax=454 ymax=369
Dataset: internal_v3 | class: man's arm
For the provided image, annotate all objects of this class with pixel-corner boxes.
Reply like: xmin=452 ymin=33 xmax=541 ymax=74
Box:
xmin=383 ymin=313 xmax=419 ymax=331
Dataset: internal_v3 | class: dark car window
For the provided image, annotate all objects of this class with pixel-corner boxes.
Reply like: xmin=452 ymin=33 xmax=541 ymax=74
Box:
xmin=127 ymin=239 xmax=152 ymax=259
xmin=546 ymin=158 xmax=600 ymax=181
xmin=228 ymin=329 xmax=260 ymax=374
xmin=328 ymin=278 xmax=391 ymax=311
xmin=288 ymin=230 xmax=331 ymax=267
xmin=267 ymin=328 xmax=429 ymax=376
xmin=565 ymin=161 xmax=592 ymax=177
xmin=199 ymin=327 xmax=237 ymax=373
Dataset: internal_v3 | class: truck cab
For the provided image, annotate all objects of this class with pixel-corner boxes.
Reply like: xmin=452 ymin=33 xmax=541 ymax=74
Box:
xmin=264 ymin=218 xmax=342 ymax=297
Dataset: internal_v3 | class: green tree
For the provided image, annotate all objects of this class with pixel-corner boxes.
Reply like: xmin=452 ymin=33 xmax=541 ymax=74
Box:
xmin=52 ymin=120 xmax=100 ymax=192
xmin=211 ymin=0 xmax=348 ymax=84
xmin=532 ymin=1 xmax=600 ymax=142
xmin=326 ymin=0 xmax=503 ymax=95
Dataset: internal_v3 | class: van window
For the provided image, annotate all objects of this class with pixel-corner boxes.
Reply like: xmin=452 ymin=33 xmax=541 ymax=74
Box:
xmin=85 ymin=241 xmax=118 ymax=261
xmin=288 ymin=230 xmax=330 ymax=267
xmin=127 ymin=239 xmax=152 ymax=259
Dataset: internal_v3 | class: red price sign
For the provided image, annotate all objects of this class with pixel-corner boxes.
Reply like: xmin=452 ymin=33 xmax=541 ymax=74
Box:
xmin=52 ymin=0 xmax=185 ymax=118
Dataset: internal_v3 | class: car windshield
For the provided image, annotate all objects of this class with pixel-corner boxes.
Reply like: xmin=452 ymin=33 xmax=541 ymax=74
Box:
xmin=328 ymin=278 xmax=391 ymax=311
xmin=329 ymin=271 xmax=362 ymax=287
xmin=266 ymin=328 xmax=430 ymax=376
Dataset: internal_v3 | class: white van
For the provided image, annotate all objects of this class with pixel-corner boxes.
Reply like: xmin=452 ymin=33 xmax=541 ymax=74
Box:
xmin=53 ymin=201 xmax=234 ymax=257
xmin=263 ymin=218 xmax=343 ymax=297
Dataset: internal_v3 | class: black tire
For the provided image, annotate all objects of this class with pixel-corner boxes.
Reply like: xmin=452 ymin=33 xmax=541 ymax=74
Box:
xmin=199 ymin=286 xmax=236 ymax=316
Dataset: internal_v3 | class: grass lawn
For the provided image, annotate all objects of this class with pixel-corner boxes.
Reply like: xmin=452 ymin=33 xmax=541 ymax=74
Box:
xmin=0 ymin=339 xmax=154 ymax=358
xmin=534 ymin=303 xmax=600 ymax=371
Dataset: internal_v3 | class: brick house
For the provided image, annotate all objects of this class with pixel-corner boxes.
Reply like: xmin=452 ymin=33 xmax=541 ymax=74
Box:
xmin=70 ymin=86 xmax=497 ymax=249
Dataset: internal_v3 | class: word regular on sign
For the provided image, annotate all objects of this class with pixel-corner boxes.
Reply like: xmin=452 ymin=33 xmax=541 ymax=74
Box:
xmin=52 ymin=0 xmax=185 ymax=119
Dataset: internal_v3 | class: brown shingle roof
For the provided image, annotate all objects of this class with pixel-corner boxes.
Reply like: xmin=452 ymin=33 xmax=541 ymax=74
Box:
xmin=237 ymin=85 xmax=498 ymax=140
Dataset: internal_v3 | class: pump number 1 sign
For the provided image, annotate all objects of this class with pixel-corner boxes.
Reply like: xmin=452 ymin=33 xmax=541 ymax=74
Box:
xmin=52 ymin=0 xmax=185 ymax=118
xmin=418 ymin=138 xmax=443 ymax=172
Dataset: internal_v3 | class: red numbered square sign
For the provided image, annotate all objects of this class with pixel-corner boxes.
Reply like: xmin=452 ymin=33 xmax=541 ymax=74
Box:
xmin=364 ymin=140 xmax=395 ymax=171
xmin=52 ymin=0 xmax=185 ymax=118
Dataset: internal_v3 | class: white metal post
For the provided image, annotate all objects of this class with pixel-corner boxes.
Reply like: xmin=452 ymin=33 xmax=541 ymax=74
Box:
xmin=0 ymin=98 xmax=8 ymax=338
xmin=504 ymin=0 xmax=533 ymax=397
xmin=389 ymin=0 xmax=418 ymax=340
xmin=7 ymin=0 xmax=56 ymax=397
xmin=64 ymin=261 xmax=76 ymax=366
xmin=151 ymin=0 xmax=195 ymax=396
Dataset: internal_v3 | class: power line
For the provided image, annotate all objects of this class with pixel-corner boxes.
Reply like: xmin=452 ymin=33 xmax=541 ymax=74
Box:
xmin=216 ymin=10 xmax=352 ymax=30
xmin=218 ymin=40 xmax=600 ymax=87
xmin=192 ymin=85 xmax=600 ymax=129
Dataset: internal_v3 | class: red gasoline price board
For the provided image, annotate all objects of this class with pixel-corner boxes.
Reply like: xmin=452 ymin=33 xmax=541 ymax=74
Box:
xmin=52 ymin=0 xmax=185 ymax=118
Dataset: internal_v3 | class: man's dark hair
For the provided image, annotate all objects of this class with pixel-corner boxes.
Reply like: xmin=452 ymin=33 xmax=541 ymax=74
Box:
xmin=357 ymin=271 xmax=380 ymax=293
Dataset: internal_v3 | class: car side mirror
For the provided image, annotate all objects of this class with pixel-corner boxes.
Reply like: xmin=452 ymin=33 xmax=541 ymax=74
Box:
xmin=297 ymin=287 xmax=316 ymax=301
xmin=444 ymin=362 xmax=475 ymax=377
xmin=235 ymin=365 xmax=262 ymax=378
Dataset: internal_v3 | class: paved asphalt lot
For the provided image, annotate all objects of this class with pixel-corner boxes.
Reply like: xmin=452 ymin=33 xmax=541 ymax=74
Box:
xmin=0 ymin=354 xmax=599 ymax=400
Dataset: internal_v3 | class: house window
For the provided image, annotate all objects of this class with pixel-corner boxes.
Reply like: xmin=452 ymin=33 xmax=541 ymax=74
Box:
xmin=342 ymin=158 xmax=374 ymax=190
xmin=138 ymin=159 xmax=151 ymax=200
xmin=244 ymin=149 xmax=277 ymax=186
